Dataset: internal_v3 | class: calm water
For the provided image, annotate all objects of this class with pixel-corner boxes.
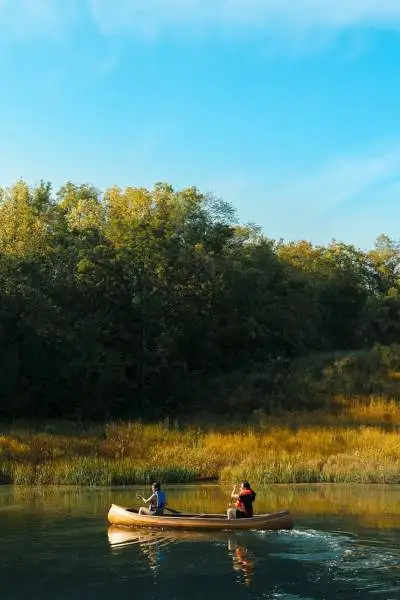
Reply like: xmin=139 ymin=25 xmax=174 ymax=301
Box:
xmin=1 ymin=484 xmax=400 ymax=600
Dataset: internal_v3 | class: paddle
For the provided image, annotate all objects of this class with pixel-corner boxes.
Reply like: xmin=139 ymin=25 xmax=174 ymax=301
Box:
xmin=164 ymin=506 xmax=182 ymax=515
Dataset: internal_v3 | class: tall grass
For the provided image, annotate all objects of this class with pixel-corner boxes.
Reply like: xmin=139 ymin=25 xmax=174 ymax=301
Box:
xmin=1 ymin=396 xmax=400 ymax=485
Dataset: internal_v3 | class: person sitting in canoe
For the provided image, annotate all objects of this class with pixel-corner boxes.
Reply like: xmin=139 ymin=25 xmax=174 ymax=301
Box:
xmin=227 ymin=481 xmax=256 ymax=519
xmin=137 ymin=482 xmax=167 ymax=516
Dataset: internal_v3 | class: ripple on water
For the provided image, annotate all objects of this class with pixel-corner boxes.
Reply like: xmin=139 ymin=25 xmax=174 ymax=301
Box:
xmin=262 ymin=594 xmax=316 ymax=600
xmin=331 ymin=538 xmax=400 ymax=600
xmin=266 ymin=527 xmax=400 ymax=600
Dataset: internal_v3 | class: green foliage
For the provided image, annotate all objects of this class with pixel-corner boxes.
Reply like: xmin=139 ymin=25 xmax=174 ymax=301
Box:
xmin=0 ymin=179 xmax=399 ymax=420
xmin=267 ymin=345 xmax=400 ymax=411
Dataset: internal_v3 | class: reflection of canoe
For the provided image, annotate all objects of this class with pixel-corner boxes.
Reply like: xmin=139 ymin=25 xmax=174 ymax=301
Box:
xmin=107 ymin=525 xmax=237 ymax=548
xmin=107 ymin=525 xmax=255 ymax=584
xmin=107 ymin=504 xmax=294 ymax=530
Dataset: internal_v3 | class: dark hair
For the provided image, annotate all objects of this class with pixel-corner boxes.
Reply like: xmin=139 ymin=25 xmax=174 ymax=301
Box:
xmin=242 ymin=481 xmax=256 ymax=501
xmin=152 ymin=482 xmax=161 ymax=490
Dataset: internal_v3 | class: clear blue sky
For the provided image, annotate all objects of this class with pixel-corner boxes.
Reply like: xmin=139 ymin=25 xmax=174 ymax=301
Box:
xmin=1 ymin=1 xmax=400 ymax=248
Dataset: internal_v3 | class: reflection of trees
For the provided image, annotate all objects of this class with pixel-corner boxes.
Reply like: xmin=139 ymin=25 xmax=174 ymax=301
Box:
xmin=165 ymin=484 xmax=400 ymax=530
xmin=5 ymin=484 xmax=400 ymax=529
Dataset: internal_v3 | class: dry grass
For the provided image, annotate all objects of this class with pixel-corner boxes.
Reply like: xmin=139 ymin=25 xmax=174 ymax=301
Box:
xmin=1 ymin=396 xmax=400 ymax=485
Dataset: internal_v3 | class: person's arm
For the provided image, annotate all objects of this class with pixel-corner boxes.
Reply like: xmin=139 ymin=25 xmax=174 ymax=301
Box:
xmin=230 ymin=486 xmax=239 ymax=501
xmin=139 ymin=492 xmax=156 ymax=504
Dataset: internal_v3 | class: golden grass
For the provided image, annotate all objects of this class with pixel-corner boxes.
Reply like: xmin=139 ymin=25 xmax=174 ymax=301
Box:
xmin=1 ymin=396 xmax=400 ymax=485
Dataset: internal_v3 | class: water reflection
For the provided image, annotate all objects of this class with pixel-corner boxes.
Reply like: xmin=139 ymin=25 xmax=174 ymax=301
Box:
xmin=108 ymin=526 xmax=256 ymax=586
xmin=228 ymin=536 xmax=254 ymax=586
xmin=4 ymin=482 xmax=400 ymax=530
xmin=1 ymin=484 xmax=400 ymax=600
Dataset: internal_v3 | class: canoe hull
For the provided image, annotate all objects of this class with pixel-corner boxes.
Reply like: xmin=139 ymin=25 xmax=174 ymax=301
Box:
xmin=107 ymin=504 xmax=294 ymax=531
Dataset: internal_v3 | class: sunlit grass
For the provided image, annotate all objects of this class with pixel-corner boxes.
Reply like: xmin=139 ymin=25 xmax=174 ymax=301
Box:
xmin=343 ymin=396 xmax=400 ymax=424
xmin=1 ymin=396 xmax=400 ymax=485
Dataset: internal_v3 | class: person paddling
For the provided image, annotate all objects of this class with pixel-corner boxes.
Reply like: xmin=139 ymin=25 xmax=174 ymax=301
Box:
xmin=227 ymin=481 xmax=256 ymax=519
xmin=137 ymin=482 xmax=167 ymax=516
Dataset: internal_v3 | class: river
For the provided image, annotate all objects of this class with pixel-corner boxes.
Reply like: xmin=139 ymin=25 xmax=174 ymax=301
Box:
xmin=1 ymin=484 xmax=399 ymax=599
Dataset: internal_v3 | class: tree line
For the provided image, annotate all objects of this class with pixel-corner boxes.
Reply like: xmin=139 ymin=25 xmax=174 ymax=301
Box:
xmin=0 ymin=180 xmax=399 ymax=419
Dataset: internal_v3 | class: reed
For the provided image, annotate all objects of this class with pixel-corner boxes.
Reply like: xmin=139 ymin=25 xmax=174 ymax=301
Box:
xmin=0 ymin=396 xmax=399 ymax=485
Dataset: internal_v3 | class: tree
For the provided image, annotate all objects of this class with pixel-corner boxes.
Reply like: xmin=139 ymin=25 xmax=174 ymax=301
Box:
xmin=0 ymin=181 xmax=49 ymax=256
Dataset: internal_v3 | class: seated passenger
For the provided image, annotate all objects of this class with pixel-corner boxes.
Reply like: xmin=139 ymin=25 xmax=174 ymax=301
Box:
xmin=227 ymin=481 xmax=256 ymax=519
xmin=138 ymin=482 xmax=167 ymax=515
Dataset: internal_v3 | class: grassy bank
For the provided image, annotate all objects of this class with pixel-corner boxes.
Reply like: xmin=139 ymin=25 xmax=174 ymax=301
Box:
xmin=1 ymin=396 xmax=400 ymax=486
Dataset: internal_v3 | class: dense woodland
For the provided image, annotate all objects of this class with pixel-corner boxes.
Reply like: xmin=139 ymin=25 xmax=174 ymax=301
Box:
xmin=0 ymin=180 xmax=399 ymax=420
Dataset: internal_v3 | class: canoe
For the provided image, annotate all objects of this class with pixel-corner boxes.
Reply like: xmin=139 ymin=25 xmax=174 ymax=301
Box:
xmin=107 ymin=504 xmax=294 ymax=531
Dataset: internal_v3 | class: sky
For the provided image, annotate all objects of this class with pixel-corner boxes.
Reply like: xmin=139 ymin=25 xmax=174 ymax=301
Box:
xmin=1 ymin=1 xmax=400 ymax=248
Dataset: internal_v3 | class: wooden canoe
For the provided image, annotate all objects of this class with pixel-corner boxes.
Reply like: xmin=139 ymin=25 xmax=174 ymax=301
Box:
xmin=107 ymin=504 xmax=294 ymax=531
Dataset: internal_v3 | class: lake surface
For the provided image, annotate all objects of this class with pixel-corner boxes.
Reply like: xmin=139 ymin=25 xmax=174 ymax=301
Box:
xmin=1 ymin=484 xmax=400 ymax=600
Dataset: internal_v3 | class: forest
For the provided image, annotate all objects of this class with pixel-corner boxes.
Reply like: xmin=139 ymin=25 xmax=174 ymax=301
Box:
xmin=0 ymin=179 xmax=399 ymax=421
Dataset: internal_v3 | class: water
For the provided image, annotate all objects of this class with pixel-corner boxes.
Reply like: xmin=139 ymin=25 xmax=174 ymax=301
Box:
xmin=1 ymin=484 xmax=400 ymax=600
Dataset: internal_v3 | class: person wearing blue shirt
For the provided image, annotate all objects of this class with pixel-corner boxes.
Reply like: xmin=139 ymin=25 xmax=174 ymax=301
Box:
xmin=138 ymin=482 xmax=167 ymax=515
